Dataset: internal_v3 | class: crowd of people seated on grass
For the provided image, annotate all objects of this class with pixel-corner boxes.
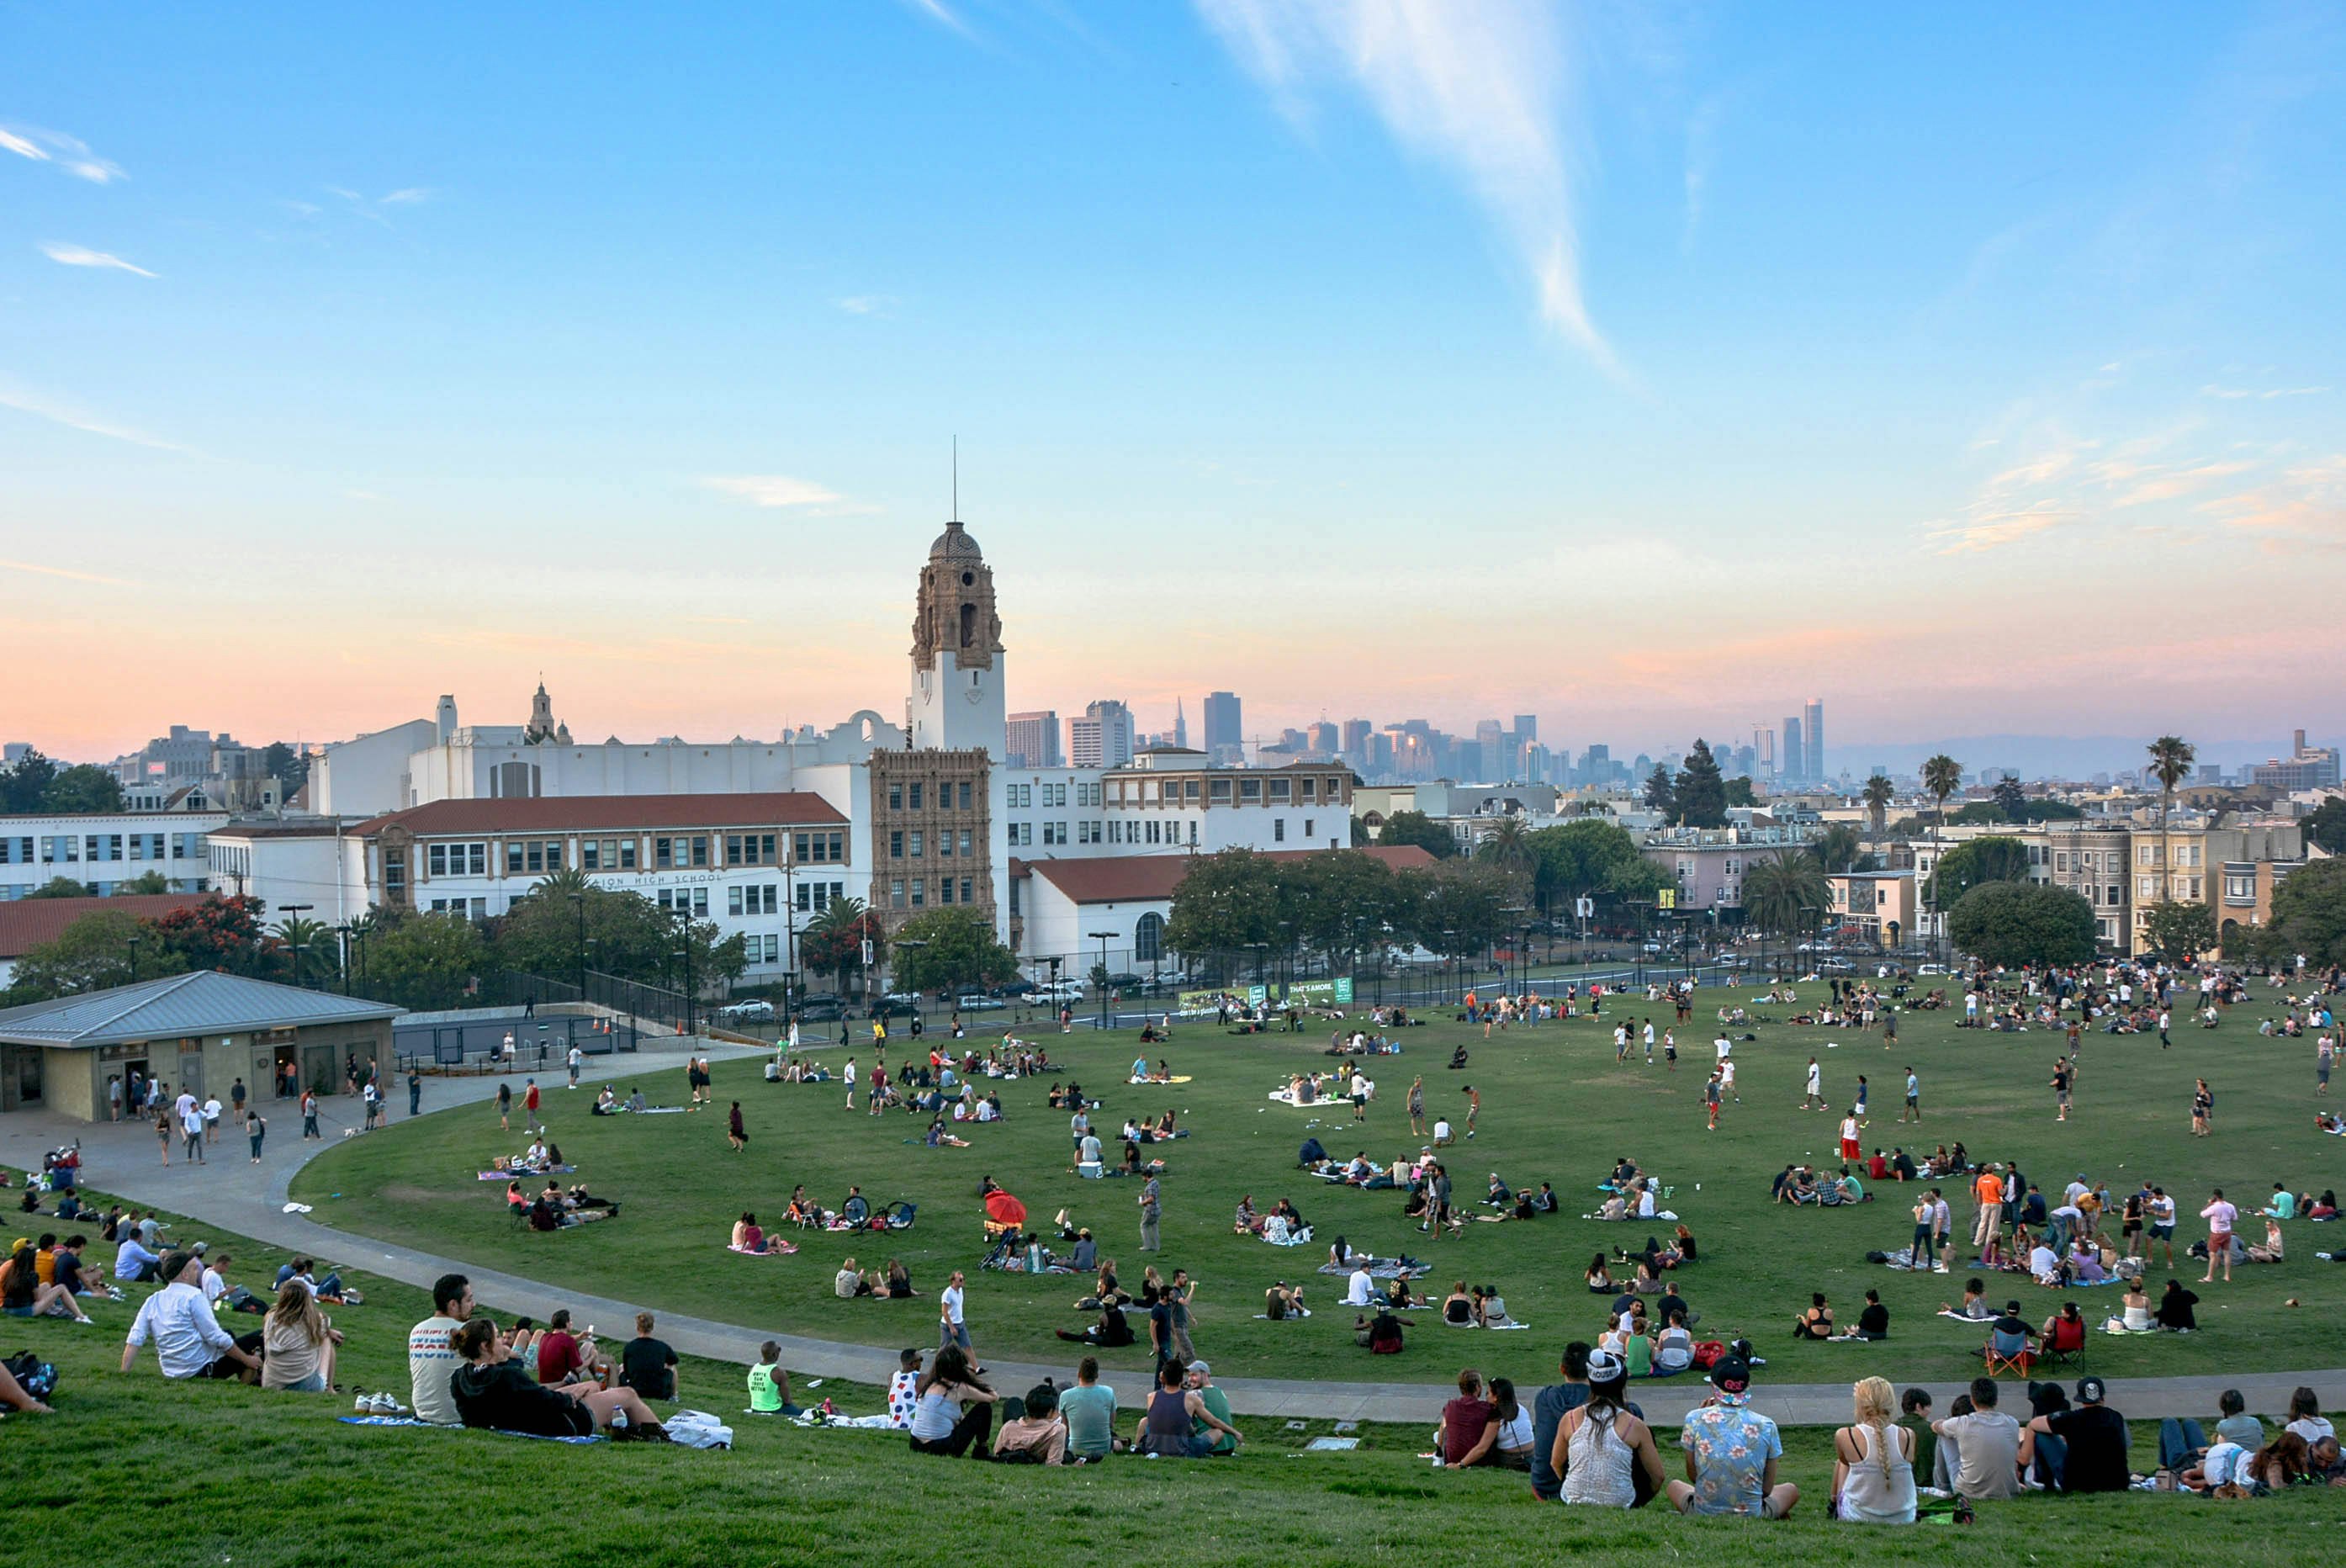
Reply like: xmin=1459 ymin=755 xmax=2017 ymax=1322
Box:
xmin=511 ymin=1178 xmax=616 ymax=1230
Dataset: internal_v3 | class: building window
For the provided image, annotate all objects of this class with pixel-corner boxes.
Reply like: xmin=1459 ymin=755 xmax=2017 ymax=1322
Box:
xmin=728 ymin=886 xmax=744 ymax=916
xmin=909 ymin=783 xmax=924 ymax=810
xmin=958 ymin=829 xmax=972 ymax=856
xmin=910 ymin=878 xmax=925 ymax=908
xmin=959 ymin=782 xmax=973 ymax=810
xmin=654 ymin=837 xmax=673 ymax=869
xmin=691 ymin=836 xmax=709 ymax=867
xmin=889 ymin=783 xmax=903 ymax=810
xmin=384 ymin=850 xmax=406 ymax=896
xmin=1274 ymin=818 xmax=1286 ymax=842
xmin=890 ymin=830 xmax=904 ymax=859
xmin=940 ymin=878 xmax=955 ymax=904
xmin=1135 ymin=911 xmax=1163 ymax=963
xmin=581 ymin=840 xmax=600 ymax=871
xmin=909 ymin=831 xmax=924 ymax=857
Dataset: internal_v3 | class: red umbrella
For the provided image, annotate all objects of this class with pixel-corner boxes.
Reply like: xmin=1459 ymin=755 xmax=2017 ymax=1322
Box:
xmin=984 ymin=1190 xmax=1028 ymax=1228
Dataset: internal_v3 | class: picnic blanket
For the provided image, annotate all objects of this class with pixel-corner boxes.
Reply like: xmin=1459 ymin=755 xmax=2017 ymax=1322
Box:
xmin=1259 ymin=1223 xmax=1316 ymax=1247
xmin=339 ymin=1414 xmax=601 ymax=1444
xmin=728 ymin=1242 xmax=797 ymax=1256
xmin=478 ymin=1166 xmax=576 ymax=1181
xmin=1129 ymin=1075 xmax=1194 ymax=1084
xmin=1316 ymin=1258 xmax=1421 ymax=1279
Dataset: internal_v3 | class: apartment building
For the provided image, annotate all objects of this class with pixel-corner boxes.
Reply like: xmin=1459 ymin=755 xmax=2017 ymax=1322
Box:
xmin=0 ymin=810 xmax=227 ymax=898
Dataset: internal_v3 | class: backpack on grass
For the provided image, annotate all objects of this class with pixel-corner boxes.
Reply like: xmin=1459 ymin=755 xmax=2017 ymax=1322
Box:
xmin=4 ymin=1350 xmax=56 ymax=1401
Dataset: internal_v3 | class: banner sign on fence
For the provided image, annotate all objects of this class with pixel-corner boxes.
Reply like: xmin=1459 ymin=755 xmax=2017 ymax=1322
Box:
xmin=1276 ymin=978 xmax=1355 ymax=1008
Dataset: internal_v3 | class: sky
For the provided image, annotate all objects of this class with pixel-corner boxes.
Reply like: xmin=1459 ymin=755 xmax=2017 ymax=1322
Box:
xmin=4 ymin=1 xmax=2343 ymax=769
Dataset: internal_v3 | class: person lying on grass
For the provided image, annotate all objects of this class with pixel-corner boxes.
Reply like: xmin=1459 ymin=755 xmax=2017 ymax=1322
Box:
xmin=450 ymin=1316 xmax=668 ymax=1439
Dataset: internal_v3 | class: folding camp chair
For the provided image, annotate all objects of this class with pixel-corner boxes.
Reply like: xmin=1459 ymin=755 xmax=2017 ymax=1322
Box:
xmin=1983 ymin=1331 xmax=2034 ymax=1378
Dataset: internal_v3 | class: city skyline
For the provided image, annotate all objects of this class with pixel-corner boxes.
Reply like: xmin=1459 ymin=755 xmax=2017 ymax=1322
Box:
xmin=6 ymin=4 xmax=2343 ymax=756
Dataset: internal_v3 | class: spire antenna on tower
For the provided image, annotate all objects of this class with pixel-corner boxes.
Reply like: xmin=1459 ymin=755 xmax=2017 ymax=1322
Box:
xmin=951 ymin=435 xmax=959 ymax=523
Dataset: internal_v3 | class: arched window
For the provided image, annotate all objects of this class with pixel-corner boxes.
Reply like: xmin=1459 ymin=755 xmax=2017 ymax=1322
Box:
xmin=1134 ymin=912 xmax=1164 ymax=964
xmin=960 ymin=602 xmax=976 ymax=648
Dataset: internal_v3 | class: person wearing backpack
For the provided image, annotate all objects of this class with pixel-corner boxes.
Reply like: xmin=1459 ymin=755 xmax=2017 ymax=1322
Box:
xmin=0 ymin=1352 xmax=53 ymax=1412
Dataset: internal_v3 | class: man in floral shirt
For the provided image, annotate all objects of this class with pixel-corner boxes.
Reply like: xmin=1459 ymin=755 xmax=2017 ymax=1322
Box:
xmin=886 ymin=1348 xmax=923 ymax=1429
xmin=1668 ymin=1355 xmax=1801 ymax=1518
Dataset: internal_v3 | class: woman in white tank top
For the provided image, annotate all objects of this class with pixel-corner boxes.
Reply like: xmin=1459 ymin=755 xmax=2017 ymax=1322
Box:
xmin=1832 ymin=1377 xmax=1917 ymax=1523
xmin=1554 ymin=1353 xmax=1666 ymax=1507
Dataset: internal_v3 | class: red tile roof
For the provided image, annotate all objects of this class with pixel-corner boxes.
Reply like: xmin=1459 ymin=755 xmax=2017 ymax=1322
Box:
xmin=1021 ymin=845 xmax=1434 ymax=904
xmin=0 ymin=894 xmax=208 ymax=958
xmin=350 ymin=792 xmax=847 ymax=837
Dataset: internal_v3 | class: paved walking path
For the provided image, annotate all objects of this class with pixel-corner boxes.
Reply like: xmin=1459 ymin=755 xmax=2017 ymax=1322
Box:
xmin=11 ymin=1055 xmax=2342 ymax=1424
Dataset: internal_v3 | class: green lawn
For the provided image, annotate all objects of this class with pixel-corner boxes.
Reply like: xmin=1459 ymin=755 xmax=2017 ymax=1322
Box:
xmin=291 ymin=991 xmax=2343 ymax=1388
xmin=0 ymin=1185 xmax=2333 ymax=1566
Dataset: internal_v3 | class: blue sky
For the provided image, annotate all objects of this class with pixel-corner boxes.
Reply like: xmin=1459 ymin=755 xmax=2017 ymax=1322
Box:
xmin=3 ymin=2 xmax=2342 ymax=763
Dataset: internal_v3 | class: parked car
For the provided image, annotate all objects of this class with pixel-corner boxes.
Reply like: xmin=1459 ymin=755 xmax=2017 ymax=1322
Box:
xmin=993 ymin=978 xmax=1037 ymax=997
xmin=882 ymin=990 xmax=920 ymax=1005
xmin=1103 ymin=972 xmax=1145 ymax=989
xmin=795 ymin=996 xmax=845 ymax=1021
xmin=715 ymin=999 xmax=776 ymax=1022
xmin=956 ymin=993 xmax=1007 ymax=1012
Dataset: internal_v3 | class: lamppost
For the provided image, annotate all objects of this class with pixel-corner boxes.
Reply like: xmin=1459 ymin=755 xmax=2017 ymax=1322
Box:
xmin=674 ymin=946 xmax=695 ymax=1036
xmin=281 ymin=903 xmax=314 ymax=989
xmin=568 ymin=891 xmax=588 ymax=998
xmin=1798 ymin=905 xmax=1820 ymax=979
xmin=1088 ymin=930 xmax=1116 ymax=1030
xmin=125 ymin=931 xmax=140 ymax=985
xmin=1503 ymin=904 xmax=1528 ymax=997
xmin=1441 ymin=929 xmax=1459 ymax=1005
xmin=1625 ymin=899 xmax=1652 ymax=988
xmin=895 ymin=938 xmax=929 ymax=1032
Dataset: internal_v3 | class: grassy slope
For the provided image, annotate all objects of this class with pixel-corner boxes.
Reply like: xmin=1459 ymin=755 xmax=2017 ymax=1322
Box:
xmin=290 ymin=994 xmax=2343 ymax=1387
xmin=0 ymin=1187 xmax=2330 ymax=1567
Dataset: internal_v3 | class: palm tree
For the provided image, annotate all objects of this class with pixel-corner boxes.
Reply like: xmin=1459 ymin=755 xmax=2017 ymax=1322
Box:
xmin=2147 ymin=735 xmax=2197 ymax=953
xmin=1861 ymin=773 xmax=1894 ymax=836
xmin=1742 ymin=850 xmax=1831 ymax=976
xmin=1813 ymin=823 xmax=1866 ymax=874
xmin=1475 ymin=817 xmax=1533 ymax=889
xmin=1920 ymin=755 xmax=1962 ymax=960
xmin=271 ymin=914 xmax=332 ymax=988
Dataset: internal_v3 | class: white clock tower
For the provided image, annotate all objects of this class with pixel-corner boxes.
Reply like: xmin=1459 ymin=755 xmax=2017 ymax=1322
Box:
xmin=908 ymin=518 xmax=1006 ymax=759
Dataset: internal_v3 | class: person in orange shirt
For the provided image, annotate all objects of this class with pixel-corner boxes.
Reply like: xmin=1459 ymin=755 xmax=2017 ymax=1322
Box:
xmin=1972 ymin=1166 xmax=2006 ymax=1264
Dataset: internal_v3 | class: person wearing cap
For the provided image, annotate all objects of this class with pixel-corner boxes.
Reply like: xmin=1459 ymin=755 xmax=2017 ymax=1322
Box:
xmin=120 ymin=1250 xmax=261 ymax=1382
xmin=2026 ymin=1376 xmax=2130 ymax=1491
xmin=1186 ymin=1361 xmax=1237 ymax=1455
xmin=1670 ymin=1355 xmax=1798 ymax=1518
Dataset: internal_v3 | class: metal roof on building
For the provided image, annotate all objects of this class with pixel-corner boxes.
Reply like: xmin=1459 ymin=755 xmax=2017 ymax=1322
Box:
xmin=0 ymin=971 xmax=403 ymax=1048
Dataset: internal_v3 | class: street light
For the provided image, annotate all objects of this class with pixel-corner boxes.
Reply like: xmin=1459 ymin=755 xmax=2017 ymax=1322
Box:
xmin=281 ymin=903 xmax=314 ymax=989
xmin=568 ymin=891 xmax=589 ymax=999
xmin=673 ymin=946 xmax=695 ymax=1036
xmin=125 ymin=931 xmax=140 ymax=985
xmin=896 ymin=938 xmax=930 ymax=1033
xmin=1088 ymin=930 xmax=1116 ymax=1030
xmin=1798 ymin=904 xmax=1821 ymax=979
xmin=1502 ymin=904 xmax=1528 ymax=998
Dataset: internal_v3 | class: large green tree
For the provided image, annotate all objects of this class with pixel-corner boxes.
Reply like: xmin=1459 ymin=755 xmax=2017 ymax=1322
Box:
xmin=263 ymin=741 xmax=310 ymax=802
xmin=1671 ymin=739 xmax=1729 ymax=829
xmin=2140 ymin=900 xmax=2218 ymax=962
xmin=365 ymin=911 xmax=488 ymax=1010
xmin=2302 ymin=797 xmax=2346 ymax=856
xmin=1285 ymin=850 xmax=1403 ymax=971
xmin=1991 ymin=776 xmax=2027 ymax=820
xmin=1165 ymin=849 xmax=1289 ymax=961
xmin=2261 ymin=858 xmax=2346 ymax=967
xmin=43 ymin=764 xmax=124 ymax=814
xmin=1811 ymin=823 xmax=1868 ymax=874
xmin=270 ymin=914 xmax=336 ymax=988
xmin=1925 ymin=835 xmax=2032 ymax=908
xmin=492 ymin=871 xmax=744 ymax=988
xmin=1947 ymin=881 xmax=2097 ymax=967
xmin=891 ymin=908 xmax=1018 ymax=995
xmin=1724 ymin=776 xmax=1756 ymax=808
xmin=22 ymin=876 xmax=94 ymax=899
xmin=1641 ymin=765 xmax=1676 ymax=817
xmin=1374 ymin=809 xmax=1458 ymax=860
xmin=0 ymin=750 xmax=58 ymax=813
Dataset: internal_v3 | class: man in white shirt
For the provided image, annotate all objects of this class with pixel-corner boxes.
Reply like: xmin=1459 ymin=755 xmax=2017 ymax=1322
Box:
xmin=202 ymin=1096 xmax=223 ymax=1142
xmin=1344 ymin=1265 xmax=1375 ymax=1307
xmin=179 ymin=1102 xmax=207 ymax=1164
xmin=121 ymin=1251 xmax=259 ymax=1382
xmin=940 ymin=1270 xmax=971 ymax=1353
xmin=567 ymin=1043 xmax=583 ymax=1088
xmin=197 ymin=1248 xmax=232 ymax=1306
xmin=1713 ymin=1033 xmax=1733 ymax=1063
xmin=408 ymin=1273 xmax=474 ymax=1424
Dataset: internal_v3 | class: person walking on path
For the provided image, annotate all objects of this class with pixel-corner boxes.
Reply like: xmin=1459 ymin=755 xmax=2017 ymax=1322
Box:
xmin=180 ymin=1099 xmax=206 ymax=1164
xmin=940 ymin=1270 xmax=972 ymax=1354
xmin=524 ymin=1079 xmax=543 ymax=1133
xmin=246 ymin=1110 xmax=267 ymax=1165
xmin=1138 ymin=1173 xmax=1162 ymax=1253
xmin=567 ymin=1043 xmax=583 ymax=1089
xmin=408 ymin=1069 xmax=422 ymax=1118
xmin=300 ymin=1089 xmax=320 ymax=1141
xmin=156 ymin=1108 xmax=172 ymax=1166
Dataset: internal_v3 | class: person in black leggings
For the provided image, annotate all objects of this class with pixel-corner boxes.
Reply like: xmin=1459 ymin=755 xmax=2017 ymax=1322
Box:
xmin=908 ymin=1346 xmax=997 ymax=1457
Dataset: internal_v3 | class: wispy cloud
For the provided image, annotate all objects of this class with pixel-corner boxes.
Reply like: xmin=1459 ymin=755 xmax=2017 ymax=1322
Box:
xmin=2200 ymin=383 xmax=2330 ymax=400
xmin=0 ymin=124 xmax=124 ymax=183
xmin=0 ymin=556 xmax=133 ymax=586
xmin=0 ymin=383 xmax=195 ymax=455
xmin=1194 ymin=0 xmax=1613 ymax=368
xmin=836 ymin=294 xmax=898 ymax=316
xmin=699 ymin=474 xmax=875 ymax=515
xmin=325 ymin=186 xmax=432 ymax=225
xmin=39 ymin=242 xmax=156 ymax=278
xmin=899 ymin=0 xmax=974 ymax=38
xmin=1925 ymin=505 xmax=2084 ymax=556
